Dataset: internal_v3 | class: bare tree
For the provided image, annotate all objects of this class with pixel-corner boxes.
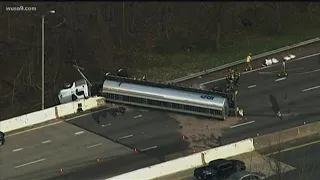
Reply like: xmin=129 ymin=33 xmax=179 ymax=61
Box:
xmin=131 ymin=2 xmax=138 ymax=33
xmin=215 ymin=3 xmax=227 ymax=50
xmin=276 ymin=2 xmax=282 ymax=33
xmin=11 ymin=62 xmax=25 ymax=106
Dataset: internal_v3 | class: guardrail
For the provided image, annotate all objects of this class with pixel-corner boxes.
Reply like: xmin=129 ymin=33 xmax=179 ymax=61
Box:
xmin=168 ymin=37 xmax=320 ymax=83
xmin=0 ymin=96 xmax=106 ymax=133
xmin=107 ymin=139 xmax=254 ymax=180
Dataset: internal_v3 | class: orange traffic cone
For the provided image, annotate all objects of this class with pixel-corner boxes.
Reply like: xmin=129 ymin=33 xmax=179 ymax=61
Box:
xmin=60 ymin=168 xmax=63 ymax=174
xmin=96 ymin=158 xmax=100 ymax=163
xmin=182 ymin=135 xmax=186 ymax=141
xmin=134 ymin=148 xmax=138 ymax=153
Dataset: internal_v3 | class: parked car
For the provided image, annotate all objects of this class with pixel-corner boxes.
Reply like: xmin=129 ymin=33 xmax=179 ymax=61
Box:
xmin=227 ymin=171 xmax=266 ymax=180
xmin=194 ymin=159 xmax=246 ymax=179
xmin=0 ymin=131 xmax=5 ymax=146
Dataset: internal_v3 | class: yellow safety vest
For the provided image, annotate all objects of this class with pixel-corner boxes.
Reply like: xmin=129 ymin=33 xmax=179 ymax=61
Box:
xmin=246 ymin=56 xmax=251 ymax=63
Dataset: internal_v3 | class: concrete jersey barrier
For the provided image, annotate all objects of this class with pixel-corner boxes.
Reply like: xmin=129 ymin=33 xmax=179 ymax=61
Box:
xmin=168 ymin=37 xmax=320 ymax=83
xmin=107 ymin=138 xmax=254 ymax=180
xmin=202 ymin=138 xmax=254 ymax=163
xmin=0 ymin=107 xmax=56 ymax=133
xmin=253 ymin=121 xmax=320 ymax=150
xmin=0 ymin=96 xmax=107 ymax=133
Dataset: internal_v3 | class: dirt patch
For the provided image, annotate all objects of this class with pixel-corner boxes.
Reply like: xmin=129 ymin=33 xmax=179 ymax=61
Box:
xmin=169 ymin=113 xmax=241 ymax=152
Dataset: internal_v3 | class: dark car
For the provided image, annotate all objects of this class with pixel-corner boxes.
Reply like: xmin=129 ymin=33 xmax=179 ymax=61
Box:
xmin=0 ymin=131 xmax=5 ymax=146
xmin=194 ymin=159 xmax=246 ymax=180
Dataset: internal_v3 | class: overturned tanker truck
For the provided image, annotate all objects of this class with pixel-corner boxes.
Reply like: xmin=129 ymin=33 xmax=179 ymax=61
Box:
xmin=58 ymin=67 xmax=238 ymax=120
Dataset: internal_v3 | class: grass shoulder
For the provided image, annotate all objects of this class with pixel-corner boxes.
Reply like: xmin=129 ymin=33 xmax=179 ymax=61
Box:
xmin=133 ymin=22 xmax=320 ymax=82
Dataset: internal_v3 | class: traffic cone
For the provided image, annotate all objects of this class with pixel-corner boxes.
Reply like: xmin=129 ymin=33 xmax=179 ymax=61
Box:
xmin=182 ymin=135 xmax=186 ymax=141
xmin=134 ymin=148 xmax=138 ymax=153
xmin=96 ymin=158 xmax=100 ymax=163
xmin=60 ymin=168 xmax=63 ymax=174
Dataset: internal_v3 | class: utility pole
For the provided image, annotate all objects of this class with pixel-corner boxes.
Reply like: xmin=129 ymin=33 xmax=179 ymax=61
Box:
xmin=41 ymin=10 xmax=55 ymax=110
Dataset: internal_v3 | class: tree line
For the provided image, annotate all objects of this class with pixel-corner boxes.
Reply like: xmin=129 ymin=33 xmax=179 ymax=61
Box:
xmin=0 ymin=2 xmax=319 ymax=119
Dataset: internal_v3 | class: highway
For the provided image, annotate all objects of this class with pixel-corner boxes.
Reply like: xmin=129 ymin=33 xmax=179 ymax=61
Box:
xmin=0 ymin=107 xmax=188 ymax=180
xmin=214 ymin=52 xmax=320 ymax=145
xmin=155 ymin=135 xmax=320 ymax=180
xmin=0 ymin=50 xmax=320 ymax=179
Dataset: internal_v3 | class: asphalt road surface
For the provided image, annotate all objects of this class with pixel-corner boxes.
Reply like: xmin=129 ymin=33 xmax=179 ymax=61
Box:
xmin=155 ymin=135 xmax=320 ymax=180
xmin=212 ymin=53 xmax=320 ymax=145
xmin=0 ymin=107 xmax=188 ymax=180
xmin=266 ymin=136 xmax=320 ymax=180
xmin=1 ymin=52 xmax=320 ymax=180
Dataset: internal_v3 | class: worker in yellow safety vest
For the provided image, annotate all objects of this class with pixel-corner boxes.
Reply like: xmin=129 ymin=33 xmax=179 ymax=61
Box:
xmin=245 ymin=53 xmax=253 ymax=71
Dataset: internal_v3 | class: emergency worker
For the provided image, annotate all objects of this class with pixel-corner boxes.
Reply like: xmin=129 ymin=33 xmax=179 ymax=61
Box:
xmin=245 ymin=53 xmax=253 ymax=71
xmin=226 ymin=69 xmax=235 ymax=89
xmin=234 ymin=68 xmax=240 ymax=86
xmin=278 ymin=59 xmax=288 ymax=77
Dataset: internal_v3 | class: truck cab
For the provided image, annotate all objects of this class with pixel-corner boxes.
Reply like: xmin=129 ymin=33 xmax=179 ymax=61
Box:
xmin=58 ymin=79 xmax=90 ymax=104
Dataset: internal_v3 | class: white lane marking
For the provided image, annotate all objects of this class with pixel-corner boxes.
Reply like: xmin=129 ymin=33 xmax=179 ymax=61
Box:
xmin=302 ymin=85 xmax=320 ymax=92
xmin=7 ymin=108 xmax=111 ymax=138
xmin=298 ymin=69 xmax=320 ymax=75
xmin=65 ymin=108 xmax=110 ymax=122
xmin=6 ymin=121 xmax=63 ymax=138
xmin=200 ymin=52 xmax=320 ymax=85
xmin=230 ymin=121 xmax=255 ymax=128
xmin=102 ymin=123 xmax=111 ymax=127
xmin=87 ymin=143 xmax=102 ymax=149
xmin=42 ymin=140 xmax=52 ymax=144
xmin=248 ymin=85 xmax=256 ymax=88
xmin=117 ymin=134 xmax=133 ymax=140
xmin=281 ymin=112 xmax=299 ymax=117
xmin=258 ymin=67 xmax=304 ymax=74
xmin=14 ymin=158 xmax=46 ymax=169
xmin=12 ymin=148 xmax=23 ymax=152
xmin=134 ymin=114 xmax=142 ymax=119
xmin=275 ymin=77 xmax=286 ymax=82
xmin=141 ymin=145 xmax=158 ymax=152
xmin=75 ymin=131 xmax=84 ymax=135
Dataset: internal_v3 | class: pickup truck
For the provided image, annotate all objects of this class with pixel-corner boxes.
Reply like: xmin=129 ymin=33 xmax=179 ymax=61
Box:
xmin=194 ymin=159 xmax=246 ymax=180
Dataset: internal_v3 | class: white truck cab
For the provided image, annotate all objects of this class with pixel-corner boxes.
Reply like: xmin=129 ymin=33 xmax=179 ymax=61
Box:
xmin=58 ymin=79 xmax=90 ymax=104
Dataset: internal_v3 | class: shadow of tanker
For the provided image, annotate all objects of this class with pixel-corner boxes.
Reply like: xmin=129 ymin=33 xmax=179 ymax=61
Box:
xmin=269 ymin=94 xmax=282 ymax=120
